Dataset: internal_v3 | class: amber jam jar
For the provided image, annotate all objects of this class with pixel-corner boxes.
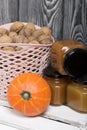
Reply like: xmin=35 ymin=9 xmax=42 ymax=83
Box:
xmin=43 ymin=65 xmax=70 ymax=106
xmin=51 ymin=40 xmax=87 ymax=79
xmin=66 ymin=81 xmax=87 ymax=113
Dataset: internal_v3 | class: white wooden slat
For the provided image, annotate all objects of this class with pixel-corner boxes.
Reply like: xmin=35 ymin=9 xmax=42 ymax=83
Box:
xmin=0 ymin=105 xmax=80 ymax=130
xmin=0 ymin=99 xmax=87 ymax=129
xmin=0 ymin=124 xmax=19 ymax=130
xmin=43 ymin=105 xmax=87 ymax=127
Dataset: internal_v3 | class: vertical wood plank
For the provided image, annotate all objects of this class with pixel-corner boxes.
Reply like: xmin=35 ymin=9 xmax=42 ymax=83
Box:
xmin=19 ymin=0 xmax=44 ymax=25
xmin=63 ymin=0 xmax=87 ymax=45
xmin=0 ymin=0 xmax=19 ymax=25
xmin=8 ymin=0 xmax=19 ymax=22
xmin=41 ymin=0 xmax=64 ymax=40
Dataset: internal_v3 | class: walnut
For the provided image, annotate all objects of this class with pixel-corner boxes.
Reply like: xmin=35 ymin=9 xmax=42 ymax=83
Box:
xmin=0 ymin=28 xmax=8 ymax=36
xmin=18 ymin=27 xmax=25 ymax=35
xmin=0 ymin=22 xmax=53 ymax=45
xmin=24 ymin=28 xmax=33 ymax=37
xmin=0 ymin=35 xmax=12 ymax=43
xmin=19 ymin=26 xmax=33 ymax=38
xmin=28 ymin=40 xmax=40 ymax=44
xmin=25 ymin=22 xmax=35 ymax=31
xmin=9 ymin=32 xmax=17 ymax=42
xmin=41 ymin=26 xmax=51 ymax=36
xmin=10 ymin=21 xmax=24 ymax=33
xmin=1 ymin=46 xmax=15 ymax=51
xmin=15 ymin=46 xmax=23 ymax=51
xmin=21 ymin=22 xmax=36 ymax=37
xmin=40 ymin=39 xmax=52 ymax=44
xmin=28 ymin=36 xmax=36 ymax=42
xmin=38 ymin=34 xmax=52 ymax=44
xmin=9 ymin=31 xmax=17 ymax=37
xmin=38 ymin=34 xmax=51 ymax=42
xmin=14 ymin=35 xmax=28 ymax=43
xmin=32 ymin=29 xmax=44 ymax=38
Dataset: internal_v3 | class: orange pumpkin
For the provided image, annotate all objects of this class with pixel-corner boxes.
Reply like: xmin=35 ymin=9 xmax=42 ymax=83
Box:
xmin=7 ymin=73 xmax=51 ymax=116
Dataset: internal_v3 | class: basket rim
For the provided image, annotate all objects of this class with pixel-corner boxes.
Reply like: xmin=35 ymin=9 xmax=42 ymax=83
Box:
xmin=0 ymin=22 xmax=40 ymax=29
xmin=0 ymin=42 xmax=53 ymax=47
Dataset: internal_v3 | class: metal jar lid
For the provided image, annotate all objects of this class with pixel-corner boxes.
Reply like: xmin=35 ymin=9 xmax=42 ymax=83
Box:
xmin=64 ymin=48 xmax=87 ymax=84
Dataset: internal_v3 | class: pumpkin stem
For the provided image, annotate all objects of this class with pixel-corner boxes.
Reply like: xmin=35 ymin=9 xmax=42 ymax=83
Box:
xmin=20 ymin=91 xmax=31 ymax=100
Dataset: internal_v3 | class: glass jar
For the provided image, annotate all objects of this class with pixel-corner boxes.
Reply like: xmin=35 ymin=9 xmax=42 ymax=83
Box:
xmin=43 ymin=65 xmax=70 ymax=105
xmin=66 ymin=81 xmax=87 ymax=113
xmin=51 ymin=40 xmax=87 ymax=79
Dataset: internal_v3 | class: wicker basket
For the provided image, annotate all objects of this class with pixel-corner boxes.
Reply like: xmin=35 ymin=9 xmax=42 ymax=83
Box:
xmin=0 ymin=23 xmax=53 ymax=100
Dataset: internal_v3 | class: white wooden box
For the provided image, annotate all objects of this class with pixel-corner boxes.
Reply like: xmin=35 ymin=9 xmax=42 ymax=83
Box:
xmin=0 ymin=99 xmax=87 ymax=130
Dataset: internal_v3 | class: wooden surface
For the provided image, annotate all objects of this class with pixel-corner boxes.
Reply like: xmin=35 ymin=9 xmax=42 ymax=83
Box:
xmin=0 ymin=99 xmax=87 ymax=129
xmin=0 ymin=0 xmax=87 ymax=45
xmin=0 ymin=105 xmax=80 ymax=130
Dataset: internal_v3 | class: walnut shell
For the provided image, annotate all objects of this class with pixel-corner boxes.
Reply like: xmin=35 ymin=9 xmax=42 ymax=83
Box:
xmin=28 ymin=40 xmax=40 ymax=44
xmin=9 ymin=32 xmax=17 ymax=42
xmin=18 ymin=28 xmax=25 ymax=35
xmin=32 ymin=29 xmax=44 ymax=38
xmin=24 ymin=28 xmax=33 ymax=37
xmin=10 ymin=21 xmax=24 ymax=33
xmin=0 ymin=22 xmax=53 ymax=45
xmin=38 ymin=34 xmax=51 ymax=42
xmin=25 ymin=22 xmax=35 ymax=31
xmin=41 ymin=27 xmax=51 ymax=36
xmin=1 ymin=46 xmax=15 ymax=51
xmin=15 ymin=46 xmax=23 ymax=51
xmin=40 ymin=39 xmax=52 ymax=44
xmin=14 ymin=35 xmax=28 ymax=43
xmin=9 ymin=32 xmax=17 ymax=37
xmin=0 ymin=28 xmax=8 ymax=36
xmin=28 ymin=36 xmax=36 ymax=42
xmin=0 ymin=35 xmax=12 ymax=43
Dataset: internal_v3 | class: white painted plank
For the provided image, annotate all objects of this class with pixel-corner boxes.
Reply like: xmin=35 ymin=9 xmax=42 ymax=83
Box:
xmin=43 ymin=105 xmax=87 ymax=127
xmin=0 ymin=105 xmax=79 ymax=130
xmin=0 ymin=124 xmax=19 ymax=130
xmin=0 ymin=99 xmax=87 ymax=128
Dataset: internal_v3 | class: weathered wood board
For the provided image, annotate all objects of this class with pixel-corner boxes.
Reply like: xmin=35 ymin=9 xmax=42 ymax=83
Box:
xmin=0 ymin=0 xmax=87 ymax=45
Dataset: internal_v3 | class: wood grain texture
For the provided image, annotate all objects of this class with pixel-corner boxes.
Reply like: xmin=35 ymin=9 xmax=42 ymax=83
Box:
xmin=0 ymin=0 xmax=18 ymax=24
xmin=19 ymin=0 xmax=44 ymax=26
xmin=19 ymin=0 xmax=87 ymax=45
xmin=63 ymin=0 xmax=87 ymax=45
xmin=0 ymin=0 xmax=87 ymax=45
xmin=41 ymin=0 xmax=64 ymax=40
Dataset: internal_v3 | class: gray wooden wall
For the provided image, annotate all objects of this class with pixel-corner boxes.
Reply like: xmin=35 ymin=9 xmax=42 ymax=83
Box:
xmin=0 ymin=0 xmax=87 ymax=45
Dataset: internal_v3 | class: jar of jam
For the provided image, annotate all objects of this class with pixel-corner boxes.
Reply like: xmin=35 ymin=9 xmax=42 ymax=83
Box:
xmin=51 ymin=40 xmax=87 ymax=78
xmin=66 ymin=81 xmax=87 ymax=113
xmin=43 ymin=65 xmax=70 ymax=106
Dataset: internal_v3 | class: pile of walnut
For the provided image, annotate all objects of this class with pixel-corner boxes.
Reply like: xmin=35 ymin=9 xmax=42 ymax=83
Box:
xmin=0 ymin=21 xmax=53 ymax=51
